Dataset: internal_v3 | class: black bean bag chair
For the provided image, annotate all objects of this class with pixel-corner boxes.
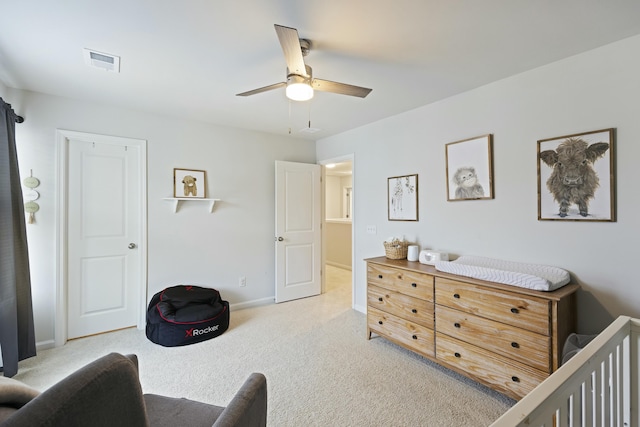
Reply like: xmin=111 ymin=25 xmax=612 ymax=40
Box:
xmin=146 ymin=285 xmax=229 ymax=347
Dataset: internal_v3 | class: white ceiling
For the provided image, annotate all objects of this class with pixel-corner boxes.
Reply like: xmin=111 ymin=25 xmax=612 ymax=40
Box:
xmin=2 ymin=1 xmax=640 ymax=140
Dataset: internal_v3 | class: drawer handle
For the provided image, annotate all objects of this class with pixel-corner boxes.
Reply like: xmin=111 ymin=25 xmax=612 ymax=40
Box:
xmin=453 ymin=293 xmax=460 ymax=299
xmin=454 ymin=322 xmax=461 ymax=328
xmin=378 ymin=274 xmax=383 ymax=279
xmin=511 ymin=342 xmax=519 ymax=348
xmin=511 ymin=376 xmax=520 ymax=383
xmin=454 ymin=352 xmax=461 ymax=358
xmin=378 ymin=297 xmax=383 ymax=302
xmin=412 ymin=335 xmax=418 ymax=340
xmin=378 ymin=321 xmax=383 ymax=325
xmin=411 ymin=309 xmax=417 ymax=314
xmin=510 ymin=308 xmax=519 ymax=314
xmin=411 ymin=283 xmax=417 ymax=288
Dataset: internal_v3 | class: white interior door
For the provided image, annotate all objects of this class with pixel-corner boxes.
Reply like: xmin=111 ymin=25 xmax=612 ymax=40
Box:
xmin=275 ymin=160 xmax=321 ymax=303
xmin=67 ymin=138 xmax=142 ymax=338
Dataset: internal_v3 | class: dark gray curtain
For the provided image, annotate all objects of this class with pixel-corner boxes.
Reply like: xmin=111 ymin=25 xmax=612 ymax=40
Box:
xmin=0 ymin=97 xmax=36 ymax=377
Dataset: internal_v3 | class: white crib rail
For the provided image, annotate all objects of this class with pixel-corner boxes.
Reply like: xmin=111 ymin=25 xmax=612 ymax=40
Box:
xmin=491 ymin=315 xmax=639 ymax=427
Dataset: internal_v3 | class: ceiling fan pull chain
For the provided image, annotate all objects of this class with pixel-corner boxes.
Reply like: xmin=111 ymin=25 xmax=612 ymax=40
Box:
xmin=288 ymin=99 xmax=292 ymax=134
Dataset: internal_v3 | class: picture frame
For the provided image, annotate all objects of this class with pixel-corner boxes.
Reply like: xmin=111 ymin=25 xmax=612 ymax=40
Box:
xmin=445 ymin=134 xmax=494 ymax=201
xmin=537 ymin=128 xmax=615 ymax=222
xmin=388 ymin=174 xmax=418 ymax=221
xmin=173 ymin=168 xmax=206 ymax=198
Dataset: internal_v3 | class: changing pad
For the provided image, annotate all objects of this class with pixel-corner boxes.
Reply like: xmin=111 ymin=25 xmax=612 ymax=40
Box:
xmin=434 ymin=255 xmax=570 ymax=291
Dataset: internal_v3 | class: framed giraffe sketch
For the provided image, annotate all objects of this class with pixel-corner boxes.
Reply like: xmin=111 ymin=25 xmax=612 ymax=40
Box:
xmin=387 ymin=174 xmax=418 ymax=221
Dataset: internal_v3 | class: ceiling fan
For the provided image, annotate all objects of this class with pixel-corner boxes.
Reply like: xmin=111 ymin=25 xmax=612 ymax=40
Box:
xmin=236 ymin=24 xmax=372 ymax=101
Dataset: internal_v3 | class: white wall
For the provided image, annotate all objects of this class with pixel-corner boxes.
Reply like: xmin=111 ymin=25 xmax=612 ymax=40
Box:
xmin=325 ymin=221 xmax=352 ymax=270
xmin=325 ymin=175 xmax=342 ymax=219
xmin=3 ymin=34 xmax=639 ymax=347
xmin=2 ymin=89 xmax=315 ymax=348
xmin=325 ymin=174 xmax=353 ymax=219
xmin=317 ymin=35 xmax=640 ymax=334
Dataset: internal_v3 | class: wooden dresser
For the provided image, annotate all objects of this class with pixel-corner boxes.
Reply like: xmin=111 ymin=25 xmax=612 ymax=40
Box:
xmin=366 ymin=256 xmax=578 ymax=400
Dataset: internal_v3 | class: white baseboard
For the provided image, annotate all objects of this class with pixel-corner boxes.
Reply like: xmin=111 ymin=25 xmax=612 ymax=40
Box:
xmin=36 ymin=339 xmax=56 ymax=351
xmin=0 ymin=340 xmax=56 ymax=367
xmin=230 ymin=297 xmax=274 ymax=311
xmin=326 ymin=261 xmax=352 ymax=270
xmin=31 ymin=295 xmax=342 ymax=351
xmin=353 ymin=304 xmax=366 ymax=314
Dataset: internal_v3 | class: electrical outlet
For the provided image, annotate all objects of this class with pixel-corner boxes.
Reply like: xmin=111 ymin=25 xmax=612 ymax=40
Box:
xmin=239 ymin=276 xmax=246 ymax=287
xmin=366 ymin=225 xmax=377 ymax=234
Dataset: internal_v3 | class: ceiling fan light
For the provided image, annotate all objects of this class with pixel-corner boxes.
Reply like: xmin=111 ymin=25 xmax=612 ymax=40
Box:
xmin=286 ymin=82 xmax=314 ymax=101
xmin=286 ymin=75 xmax=314 ymax=101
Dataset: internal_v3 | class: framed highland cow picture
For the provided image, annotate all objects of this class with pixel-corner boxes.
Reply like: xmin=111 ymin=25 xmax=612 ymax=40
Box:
xmin=445 ymin=134 xmax=494 ymax=201
xmin=537 ymin=128 xmax=615 ymax=222
xmin=174 ymin=168 xmax=206 ymax=198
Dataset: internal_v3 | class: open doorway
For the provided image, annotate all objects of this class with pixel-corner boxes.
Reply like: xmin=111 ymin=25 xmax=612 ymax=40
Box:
xmin=322 ymin=158 xmax=354 ymax=306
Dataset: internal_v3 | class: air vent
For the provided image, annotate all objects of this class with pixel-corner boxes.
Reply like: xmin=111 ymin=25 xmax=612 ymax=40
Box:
xmin=83 ymin=48 xmax=120 ymax=73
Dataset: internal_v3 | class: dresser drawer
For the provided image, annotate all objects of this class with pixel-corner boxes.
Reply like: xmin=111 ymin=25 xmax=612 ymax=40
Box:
xmin=435 ymin=278 xmax=550 ymax=335
xmin=368 ymin=285 xmax=434 ymax=328
xmin=436 ymin=333 xmax=548 ymax=400
xmin=368 ymin=307 xmax=434 ymax=357
xmin=436 ymin=305 xmax=551 ymax=372
xmin=368 ymin=263 xmax=433 ymax=301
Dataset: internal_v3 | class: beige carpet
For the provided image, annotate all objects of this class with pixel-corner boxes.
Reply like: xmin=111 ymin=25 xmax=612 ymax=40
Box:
xmin=14 ymin=266 xmax=514 ymax=426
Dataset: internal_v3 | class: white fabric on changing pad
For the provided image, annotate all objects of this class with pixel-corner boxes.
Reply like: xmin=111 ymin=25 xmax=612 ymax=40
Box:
xmin=435 ymin=255 xmax=570 ymax=291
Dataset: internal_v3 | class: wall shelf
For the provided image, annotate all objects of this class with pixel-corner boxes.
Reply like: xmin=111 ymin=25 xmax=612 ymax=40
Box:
xmin=163 ymin=198 xmax=220 ymax=213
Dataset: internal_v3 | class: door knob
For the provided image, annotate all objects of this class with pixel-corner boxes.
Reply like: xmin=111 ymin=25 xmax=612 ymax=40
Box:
xmin=276 ymin=237 xmax=284 ymax=241
xmin=128 ymin=243 xmax=137 ymax=249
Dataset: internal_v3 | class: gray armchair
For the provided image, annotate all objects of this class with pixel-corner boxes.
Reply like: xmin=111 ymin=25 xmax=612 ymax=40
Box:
xmin=0 ymin=353 xmax=267 ymax=427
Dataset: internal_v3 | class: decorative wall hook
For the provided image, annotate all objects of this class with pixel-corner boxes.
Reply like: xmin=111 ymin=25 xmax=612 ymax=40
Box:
xmin=23 ymin=170 xmax=41 ymax=224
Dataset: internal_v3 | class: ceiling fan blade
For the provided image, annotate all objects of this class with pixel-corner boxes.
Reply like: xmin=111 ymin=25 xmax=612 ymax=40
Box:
xmin=274 ymin=24 xmax=308 ymax=76
xmin=236 ymin=82 xmax=286 ymax=97
xmin=312 ymin=79 xmax=372 ymax=98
